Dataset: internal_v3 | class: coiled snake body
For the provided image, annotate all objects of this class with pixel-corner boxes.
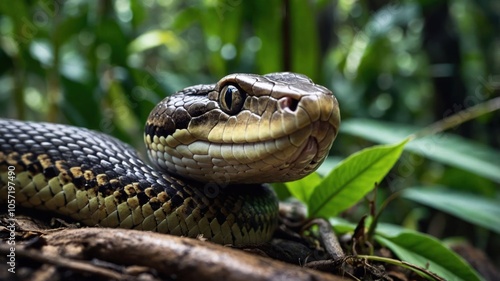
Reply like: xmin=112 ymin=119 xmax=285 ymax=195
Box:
xmin=0 ymin=72 xmax=340 ymax=246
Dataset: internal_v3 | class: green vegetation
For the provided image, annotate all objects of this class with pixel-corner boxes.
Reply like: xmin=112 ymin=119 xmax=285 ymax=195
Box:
xmin=0 ymin=0 xmax=498 ymax=280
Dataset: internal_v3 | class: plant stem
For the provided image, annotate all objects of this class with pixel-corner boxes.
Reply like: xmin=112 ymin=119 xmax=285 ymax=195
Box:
xmin=356 ymin=255 xmax=446 ymax=281
xmin=410 ymin=96 xmax=500 ymax=140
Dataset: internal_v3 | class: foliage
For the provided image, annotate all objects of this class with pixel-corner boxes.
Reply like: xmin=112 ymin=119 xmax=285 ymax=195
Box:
xmin=307 ymin=139 xmax=408 ymax=218
xmin=341 ymin=118 xmax=500 ymax=182
xmin=401 ymin=187 xmax=500 ymax=234
xmin=0 ymin=0 xmax=499 ymax=280
xmin=287 ymin=137 xmax=489 ymax=280
xmin=375 ymin=226 xmax=483 ymax=281
xmin=332 ymin=218 xmax=484 ymax=281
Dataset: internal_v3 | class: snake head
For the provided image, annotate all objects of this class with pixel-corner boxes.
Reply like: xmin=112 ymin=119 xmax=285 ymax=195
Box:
xmin=145 ymin=72 xmax=340 ymax=185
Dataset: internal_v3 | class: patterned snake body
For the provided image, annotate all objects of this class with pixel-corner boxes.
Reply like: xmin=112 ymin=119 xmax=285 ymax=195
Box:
xmin=0 ymin=72 xmax=340 ymax=245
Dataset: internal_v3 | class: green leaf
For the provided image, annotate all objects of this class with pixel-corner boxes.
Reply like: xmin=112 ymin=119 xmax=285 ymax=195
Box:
xmin=171 ymin=7 xmax=200 ymax=31
xmin=94 ymin=19 xmax=129 ymax=65
xmin=329 ymin=217 xmax=357 ymax=234
xmin=130 ymin=0 xmax=146 ymax=27
xmin=53 ymin=14 xmax=88 ymax=47
xmin=271 ymin=182 xmax=292 ymax=201
xmin=341 ymin=119 xmax=500 ymax=183
xmin=0 ymin=1 xmax=30 ymax=47
xmin=401 ymin=187 xmax=500 ymax=234
xmin=375 ymin=224 xmax=484 ymax=281
xmin=330 ymin=219 xmax=484 ymax=281
xmin=308 ymin=139 xmax=408 ymax=217
xmin=290 ymin=0 xmax=319 ymax=80
xmin=285 ymin=172 xmax=322 ymax=203
xmin=251 ymin=0 xmax=282 ymax=73
xmin=316 ymin=156 xmax=343 ymax=176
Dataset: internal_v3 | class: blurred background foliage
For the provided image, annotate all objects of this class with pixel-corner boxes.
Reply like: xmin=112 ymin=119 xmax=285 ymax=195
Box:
xmin=0 ymin=0 xmax=499 ymax=272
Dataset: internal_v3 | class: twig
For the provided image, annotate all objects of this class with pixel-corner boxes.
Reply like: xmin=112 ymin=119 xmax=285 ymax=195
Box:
xmin=411 ymin=96 xmax=500 ymax=140
xmin=302 ymin=218 xmax=345 ymax=260
xmin=356 ymin=254 xmax=446 ymax=281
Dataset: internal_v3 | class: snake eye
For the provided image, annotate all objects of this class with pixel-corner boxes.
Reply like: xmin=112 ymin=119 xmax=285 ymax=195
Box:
xmin=219 ymin=84 xmax=246 ymax=115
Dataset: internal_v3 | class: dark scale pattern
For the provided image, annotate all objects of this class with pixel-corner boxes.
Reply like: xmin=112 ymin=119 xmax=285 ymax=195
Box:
xmin=0 ymin=119 xmax=187 ymax=203
xmin=145 ymin=83 xmax=219 ymax=139
xmin=0 ymin=119 xmax=278 ymax=245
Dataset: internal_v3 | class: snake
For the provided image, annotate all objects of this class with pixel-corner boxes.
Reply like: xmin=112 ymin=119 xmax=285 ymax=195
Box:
xmin=0 ymin=72 xmax=340 ymax=246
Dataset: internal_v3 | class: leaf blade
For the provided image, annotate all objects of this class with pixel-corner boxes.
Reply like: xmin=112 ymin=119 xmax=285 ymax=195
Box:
xmin=285 ymin=172 xmax=322 ymax=203
xmin=341 ymin=118 xmax=500 ymax=183
xmin=375 ymin=225 xmax=484 ymax=281
xmin=308 ymin=139 xmax=408 ymax=217
xmin=401 ymin=187 xmax=500 ymax=234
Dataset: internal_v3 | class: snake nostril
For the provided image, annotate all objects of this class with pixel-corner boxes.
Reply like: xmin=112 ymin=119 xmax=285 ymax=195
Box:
xmin=279 ymin=97 xmax=299 ymax=112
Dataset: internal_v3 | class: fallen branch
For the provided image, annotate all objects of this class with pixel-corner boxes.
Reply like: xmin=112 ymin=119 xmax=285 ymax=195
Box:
xmin=33 ymin=227 xmax=347 ymax=281
xmin=0 ymin=243 xmax=130 ymax=280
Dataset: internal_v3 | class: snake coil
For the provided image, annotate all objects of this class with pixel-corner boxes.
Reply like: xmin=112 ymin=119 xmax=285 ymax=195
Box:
xmin=0 ymin=72 xmax=340 ymax=246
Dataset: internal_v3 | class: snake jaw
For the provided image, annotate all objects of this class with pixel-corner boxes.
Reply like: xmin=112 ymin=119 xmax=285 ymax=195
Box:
xmin=288 ymin=136 xmax=319 ymax=166
xmin=280 ymin=115 xmax=338 ymax=181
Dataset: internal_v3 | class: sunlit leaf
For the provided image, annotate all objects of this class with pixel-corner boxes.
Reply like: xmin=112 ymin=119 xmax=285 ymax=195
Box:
xmin=29 ymin=40 xmax=53 ymax=66
xmin=401 ymin=187 xmax=500 ymax=234
xmin=308 ymin=139 xmax=408 ymax=217
xmin=341 ymin=119 xmax=500 ymax=183
xmin=60 ymin=53 xmax=90 ymax=82
xmin=128 ymin=30 xmax=182 ymax=54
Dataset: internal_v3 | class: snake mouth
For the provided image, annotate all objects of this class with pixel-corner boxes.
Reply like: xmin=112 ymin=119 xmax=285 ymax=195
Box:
xmin=285 ymin=117 xmax=336 ymax=172
xmin=289 ymin=136 xmax=319 ymax=166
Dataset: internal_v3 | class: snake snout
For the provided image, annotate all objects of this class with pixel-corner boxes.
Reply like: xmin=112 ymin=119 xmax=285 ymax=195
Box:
xmin=278 ymin=96 xmax=299 ymax=112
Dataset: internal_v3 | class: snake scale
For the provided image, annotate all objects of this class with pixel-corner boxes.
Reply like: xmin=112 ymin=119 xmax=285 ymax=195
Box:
xmin=0 ymin=72 xmax=340 ymax=246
